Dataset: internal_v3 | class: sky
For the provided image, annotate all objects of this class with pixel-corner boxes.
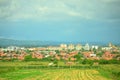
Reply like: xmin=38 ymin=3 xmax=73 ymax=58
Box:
xmin=0 ymin=0 xmax=120 ymax=43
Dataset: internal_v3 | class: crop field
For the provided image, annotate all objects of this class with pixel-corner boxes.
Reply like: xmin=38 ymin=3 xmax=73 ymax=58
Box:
xmin=0 ymin=69 xmax=111 ymax=80
xmin=0 ymin=62 xmax=119 ymax=80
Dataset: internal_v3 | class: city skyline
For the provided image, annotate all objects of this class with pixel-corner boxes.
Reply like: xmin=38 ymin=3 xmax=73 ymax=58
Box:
xmin=0 ymin=0 xmax=120 ymax=43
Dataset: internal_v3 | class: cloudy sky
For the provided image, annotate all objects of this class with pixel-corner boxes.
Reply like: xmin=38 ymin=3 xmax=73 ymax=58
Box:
xmin=0 ymin=0 xmax=120 ymax=43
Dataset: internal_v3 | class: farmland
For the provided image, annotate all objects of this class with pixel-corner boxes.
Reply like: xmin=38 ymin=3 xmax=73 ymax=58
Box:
xmin=0 ymin=62 xmax=119 ymax=80
xmin=0 ymin=68 xmax=111 ymax=80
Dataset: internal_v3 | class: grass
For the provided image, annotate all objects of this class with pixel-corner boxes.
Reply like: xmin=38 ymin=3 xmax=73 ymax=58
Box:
xmin=0 ymin=61 xmax=120 ymax=80
xmin=0 ymin=69 xmax=42 ymax=80
xmin=0 ymin=69 xmax=111 ymax=80
xmin=98 ymin=64 xmax=120 ymax=80
xmin=0 ymin=61 xmax=49 ymax=67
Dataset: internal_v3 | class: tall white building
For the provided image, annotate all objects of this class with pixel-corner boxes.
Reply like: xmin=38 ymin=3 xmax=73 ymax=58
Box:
xmin=60 ymin=44 xmax=67 ymax=49
xmin=68 ymin=44 xmax=74 ymax=50
xmin=91 ymin=45 xmax=98 ymax=50
xmin=8 ymin=46 xmax=19 ymax=51
xmin=76 ymin=44 xmax=82 ymax=50
xmin=84 ymin=43 xmax=90 ymax=50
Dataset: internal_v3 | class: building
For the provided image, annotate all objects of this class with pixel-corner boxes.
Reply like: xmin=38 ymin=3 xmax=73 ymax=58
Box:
xmin=76 ymin=44 xmax=82 ymax=50
xmin=84 ymin=43 xmax=90 ymax=50
xmin=91 ymin=45 xmax=98 ymax=50
xmin=102 ymin=51 xmax=115 ymax=60
xmin=60 ymin=44 xmax=67 ymax=49
xmin=68 ymin=44 xmax=75 ymax=50
xmin=102 ymin=47 xmax=112 ymax=51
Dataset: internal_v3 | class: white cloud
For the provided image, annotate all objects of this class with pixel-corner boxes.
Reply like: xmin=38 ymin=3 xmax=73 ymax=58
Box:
xmin=68 ymin=11 xmax=80 ymax=16
xmin=100 ymin=0 xmax=119 ymax=3
xmin=0 ymin=0 xmax=120 ymax=22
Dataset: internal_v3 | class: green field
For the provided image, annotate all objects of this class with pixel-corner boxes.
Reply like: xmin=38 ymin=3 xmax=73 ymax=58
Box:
xmin=0 ymin=69 xmax=111 ymax=80
xmin=0 ymin=62 xmax=120 ymax=80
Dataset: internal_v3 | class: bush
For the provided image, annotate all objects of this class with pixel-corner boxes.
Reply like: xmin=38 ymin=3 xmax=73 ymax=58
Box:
xmin=99 ymin=60 xmax=109 ymax=64
xmin=82 ymin=59 xmax=94 ymax=65
xmin=24 ymin=55 xmax=39 ymax=61
xmin=99 ymin=59 xmax=120 ymax=64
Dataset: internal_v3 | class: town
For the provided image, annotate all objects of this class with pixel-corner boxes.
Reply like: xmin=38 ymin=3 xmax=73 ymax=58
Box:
xmin=0 ymin=43 xmax=120 ymax=63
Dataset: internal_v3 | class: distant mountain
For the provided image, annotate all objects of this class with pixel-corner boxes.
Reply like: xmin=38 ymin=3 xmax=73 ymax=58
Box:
xmin=0 ymin=38 xmax=62 ymax=47
xmin=0 ymin=38 xmax=119 ymax=48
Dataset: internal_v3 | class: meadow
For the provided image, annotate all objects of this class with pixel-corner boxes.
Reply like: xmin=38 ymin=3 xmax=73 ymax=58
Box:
xmin=0 ymin=61 xmax=120 ymax=80
xmin=0 ymin=68 xmax=110 ymax=80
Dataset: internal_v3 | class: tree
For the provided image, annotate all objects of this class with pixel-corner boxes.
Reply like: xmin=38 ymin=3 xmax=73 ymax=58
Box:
xmin=74 ymin=52 xmax=83 ymax=64
xmin=97 ymin=51 xmax=104 ymax=57
xmin=25 ymin=49 xmax=31 ymax=54
xmin=81 ymin=48 xmax=84 ymax=52
xmin=53 ymin=59 xmax=58 ymax=67
xmin=16 ymin=50 xmax=20 ymax=54
xmin=55 ymin=50 xmax=60 ymax=54
xmin=24 ymin=55 xmax=38 ymax=61
xmin=82 ymin=59 xmax=94 ymax=66
xmin=82 ymin=59 xmax=87 ymax=65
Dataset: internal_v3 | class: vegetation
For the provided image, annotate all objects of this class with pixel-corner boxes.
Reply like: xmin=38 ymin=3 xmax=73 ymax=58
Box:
xmin=24 ymin=55 xmax=39 ymax=61
xmin=99 ymin=65 xmax=120 ymax=80
xmin=0 ymin=61 xmax=120 ymax=80
xmin=0 ymin=43 xmax=120 ymax=80
xmin=0 ymin=67 xmax=111 ymax=80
